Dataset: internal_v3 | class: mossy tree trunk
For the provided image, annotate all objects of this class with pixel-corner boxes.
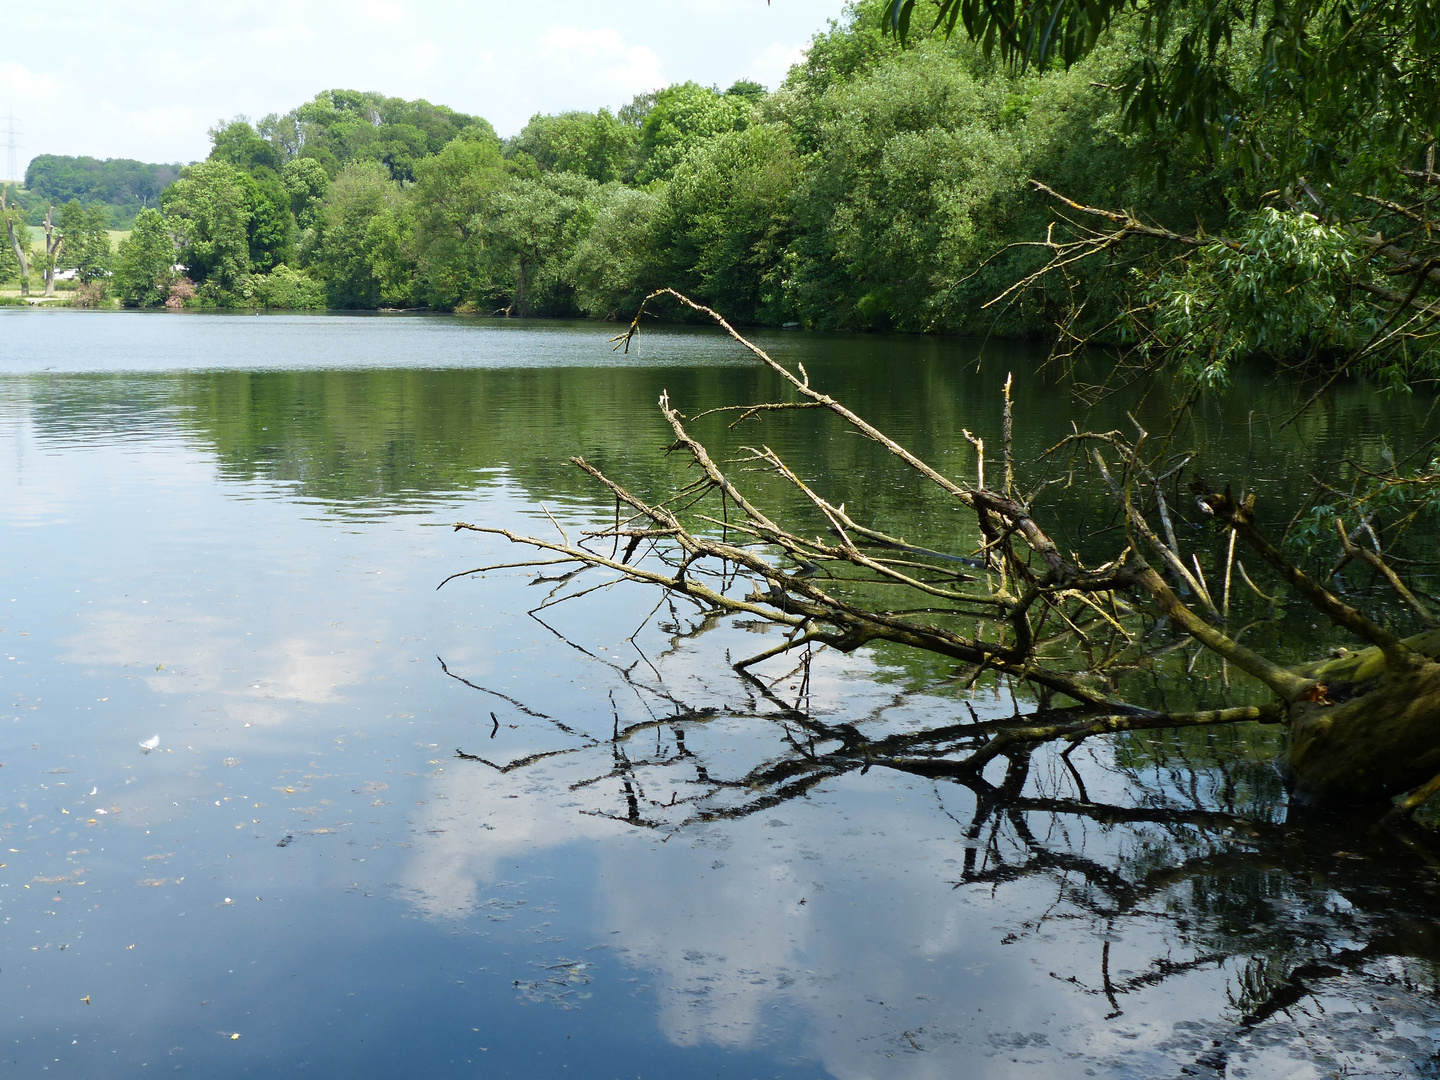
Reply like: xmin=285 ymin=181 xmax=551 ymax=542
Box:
xmin=1285 ymin=632 xmax=1440 ymax=803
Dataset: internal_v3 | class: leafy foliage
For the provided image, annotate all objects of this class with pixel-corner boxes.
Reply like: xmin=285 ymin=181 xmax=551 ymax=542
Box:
xmin=408 ymin=138 xmax=509 ymax=310
xmin=57 ymin=201 xmax=113 ymax=283
xmin=567 ymin=185 xmax=667 ymax=318
xmin=249 ymin=264 xmax=326 ymax=310
xmin=209 ymin=119 xmax=284 ymax=173
xmin=161 ymin=160 xmax=254 ymax=297
xmin=259 ymin=90 xmax=497 ymax=181
xmin=883 ymin=0 xmax=1440 ymax=179
xmin=660 ymin=125 xmax=800 ymax=325
xmin=479 ymin=173 xmax=598 ymax=316
xmin=112 ymin=208 xmax=177 ymax=308
xmin=24 ymin=155 xmax=180 ymax=221
xmin=1143 ymin=209 xmax=1386 ymax=388
xmin=634 ymin=82 xmax=756 ymax=183
xmin=307 ymin=163 xmax=411 ymax=309
xmin=282 ymin=158 xmax=330 ymax=231
xmin=507 ymin=110 xmax=638 ymax=184
xmin=874 ymin=0 xmax=1440 ymax=380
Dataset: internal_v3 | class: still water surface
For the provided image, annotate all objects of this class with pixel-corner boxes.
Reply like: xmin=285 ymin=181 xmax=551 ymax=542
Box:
xmin=1 ymin=310 xmax=1438 ymax=1078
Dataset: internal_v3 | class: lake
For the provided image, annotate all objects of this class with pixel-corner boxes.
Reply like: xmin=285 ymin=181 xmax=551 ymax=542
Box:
xmin=1 ymin=309 xmax=1438 ymax=1078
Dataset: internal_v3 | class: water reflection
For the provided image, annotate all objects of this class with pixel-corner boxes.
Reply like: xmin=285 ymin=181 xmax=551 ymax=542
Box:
xmin=1 ymin=315 xmax=1437 ymax=1078
xmin=426 ymin=625 xmax=1440 ymax=1077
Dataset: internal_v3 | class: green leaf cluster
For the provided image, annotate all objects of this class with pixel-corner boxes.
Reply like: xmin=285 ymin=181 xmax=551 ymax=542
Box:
xmin=1142 ymin=208 xmax=1388 ymax=388
xmin=57 ymin=200 xmax=112 ymax=283
xmin=112 ymin=208 xmax=176 ymax=308
xmin=24 ymin=155 xmax=180 ymax=227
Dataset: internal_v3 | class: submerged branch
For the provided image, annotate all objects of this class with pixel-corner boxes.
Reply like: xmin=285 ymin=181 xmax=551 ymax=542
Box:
xmin=451 ymin=291 xmax=1440 ymax=813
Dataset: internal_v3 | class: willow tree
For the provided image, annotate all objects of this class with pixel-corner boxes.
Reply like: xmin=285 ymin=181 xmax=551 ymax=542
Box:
xmin=882 ymin=0 xmax=1440 ymax=383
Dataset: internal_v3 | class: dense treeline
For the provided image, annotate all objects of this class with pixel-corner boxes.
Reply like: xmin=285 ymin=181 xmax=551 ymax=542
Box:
xmin=8 ymin=0 xmax=1436 ymax=385
xmin=84 ymin=4 xmax=1209 ymax=334
xmin=23 ymin=156 xmax=181 ymax=225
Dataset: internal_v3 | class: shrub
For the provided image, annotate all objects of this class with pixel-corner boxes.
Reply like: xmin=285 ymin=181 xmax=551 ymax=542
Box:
xmin=165 ymin=277 xmax=197 ymax=311
xmin=250 ymin=264 xmax=325 ymax=310
xmin=71 ymin=281 xmax=109 ymax=308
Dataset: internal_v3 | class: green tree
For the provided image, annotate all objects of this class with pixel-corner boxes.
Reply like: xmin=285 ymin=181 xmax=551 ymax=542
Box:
xmin=480 ymin=173 xmax=597 ymax=316
xmin=724 ymin=78 xmax=768 ymax=104
xmin=262 ymin=90 xmax=498 ymax=179
xmin=508 ymin=109 xmax=639 ymax=183
xmin=282 ymin=157 xmax=330 ymax=230
xmin=409 ymin=135 xmax=508 ymax=309
xmin=1 ymin=190 xmax=32 ymax=294
xmin=308 ymin=163 xmax=413 ymax=309
xmin=787 ymin=44 xmax=1025 ymax=330
xmin=660 ymin=124 xmax=800 ymax=323
xmin=885 ymin=0 xmax=1439 ymax=180
xmin=1142 ymin=208 xmax=1388 ymax=388
xmin=208 ymin=118 xmax=284 ymax=173
xmin=635 ymin=82 xmax=756 ymax=183
xmin=249 ymin=264 xmax=327 ymax=310
xmin=243 ymin=170 xmax=294 ymax=272
xmin=112 ymin=208 xmax=177 ymax=308
xmin=24 ymin=155 xmax=179 ymax=213
xmin=58 ymin=200 xmax=113 ymax=283
xmin=568 ymin=185 xmax=667 ymax=319
xmin=618 ymin=91 xmax=659 ymax=130
xmin=880 ymin=0 xmax=1440 ymax=377
xmin=355 ymin=122 xmax=430 ymax=182
xmin=161 ymin=160 xmax=253 ymax=294
xmin=778 ymin=2 xmax=910 ymax=152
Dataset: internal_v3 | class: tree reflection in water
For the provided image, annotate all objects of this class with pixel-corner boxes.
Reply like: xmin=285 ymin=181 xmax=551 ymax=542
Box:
xmin=441 ymin=605 xmax=1440 ymax=1075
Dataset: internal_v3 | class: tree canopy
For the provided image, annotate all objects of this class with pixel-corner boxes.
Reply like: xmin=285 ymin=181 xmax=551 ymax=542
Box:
xmin=258 ymin=89 xmax=497 ymax=181
xmin=25 ymin=155 xmax=180 ymax=209
xmin=15 ymin=0 xmax=1424 ymax=386
xmin=884 ymin=0 xmax=1440 ymax=178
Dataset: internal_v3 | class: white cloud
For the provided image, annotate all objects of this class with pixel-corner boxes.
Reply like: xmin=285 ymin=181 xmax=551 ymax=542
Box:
xmin=408 ymin=40 xmax=439 ymax=73
xmin=2 ymin=0 xmax=844 ymax=166
xmin=394 ymin=746 xmax=1138 ymax=1078
xmin=541 ymin=25 xmax=629 ymax=59
xmin=0 ymin=61 xmax=58 ymax=99
xmin=740 ymin=40 xmax=809 ymax=89
xmin=540 ymin=26 xmax=665 ymax=98
xmin=363 ymin=0 xmax=409 ymax=24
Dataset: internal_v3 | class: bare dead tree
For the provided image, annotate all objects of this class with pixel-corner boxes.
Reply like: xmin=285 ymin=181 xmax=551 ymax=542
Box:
xmin=1 ymin=191 xmax=30 ymax=297
xmin=39 ymin=205 xmax=62 ymax=298
xmin=447 ymin=289 xmax=1440 ymax=819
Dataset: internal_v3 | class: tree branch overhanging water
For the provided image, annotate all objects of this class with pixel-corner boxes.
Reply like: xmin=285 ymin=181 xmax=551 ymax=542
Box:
xmin=447 ymin=290 xmax=1440 ymax=822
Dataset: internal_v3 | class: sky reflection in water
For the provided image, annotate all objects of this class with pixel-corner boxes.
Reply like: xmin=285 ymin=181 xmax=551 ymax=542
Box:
xmin=0 ymin=311 xmax=1437 ymax=1079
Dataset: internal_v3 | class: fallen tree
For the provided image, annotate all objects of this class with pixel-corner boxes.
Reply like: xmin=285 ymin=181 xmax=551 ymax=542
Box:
xmin=448 ymin=289 xmax=1440 ymax=821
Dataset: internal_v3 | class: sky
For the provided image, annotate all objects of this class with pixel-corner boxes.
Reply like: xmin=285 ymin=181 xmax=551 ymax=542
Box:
xmin=0 ymin=0 xmax=848 ymax=179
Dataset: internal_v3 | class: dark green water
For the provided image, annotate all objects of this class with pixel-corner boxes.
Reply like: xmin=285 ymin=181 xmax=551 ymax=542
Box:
xmin=1 ymin=309 xmax=1437 ymax=1078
